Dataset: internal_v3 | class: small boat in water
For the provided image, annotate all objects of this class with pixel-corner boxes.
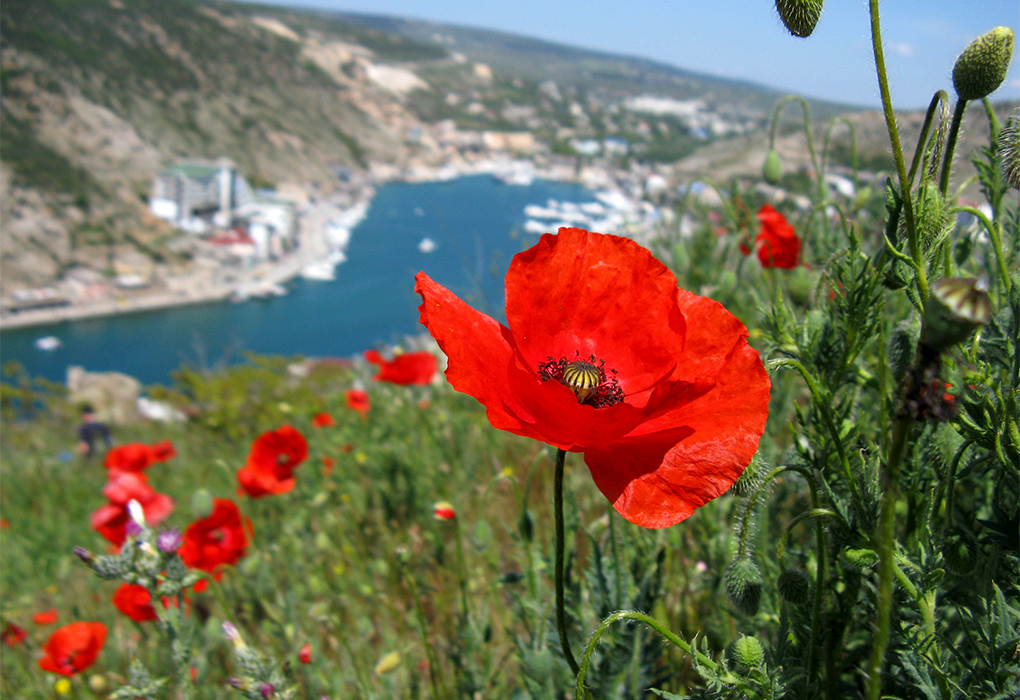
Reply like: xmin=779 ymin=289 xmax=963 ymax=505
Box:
xmin=34 ymin=336 xmax=62 ymax=351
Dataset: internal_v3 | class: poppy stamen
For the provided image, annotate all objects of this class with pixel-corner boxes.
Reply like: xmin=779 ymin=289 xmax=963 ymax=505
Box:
xmin=537 ymin=353 xmax=623 ymax=408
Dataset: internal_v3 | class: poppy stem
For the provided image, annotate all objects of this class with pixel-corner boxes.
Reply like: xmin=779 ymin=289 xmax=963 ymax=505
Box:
xmin=554 ymin=448 xmax=581 ymax=676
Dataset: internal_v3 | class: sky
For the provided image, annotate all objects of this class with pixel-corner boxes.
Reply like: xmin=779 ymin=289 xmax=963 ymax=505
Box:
xmin=241 ymin=0 xmax=1019 ymax=109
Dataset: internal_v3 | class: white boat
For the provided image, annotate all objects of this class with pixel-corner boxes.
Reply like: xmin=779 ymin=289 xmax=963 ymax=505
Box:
xmin=301 ymin=261 xmax=337 ymax=280
xmin=418 ymin=237 xmax=437 ymax=253
xmin=34 ymin=336 xmax=62 ymax=351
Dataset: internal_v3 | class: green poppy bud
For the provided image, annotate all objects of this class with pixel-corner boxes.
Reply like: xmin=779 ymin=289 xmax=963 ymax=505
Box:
xmin=763 ymin=149 xmax=783 ymax=184
xmin=775 ymin=0 xmax=824 ymax=38
xmin=731 ymin=635 xmax=765 ymax=669
xmin=191 ymin=488 xmax=214 ymax=519
xmin=998 ymin=117 xmax=1020 ymax=191
xmin=888 ymin=319 xmax=920 ymax=382
xmin=952 ymin=27 xmax=1014 ymax=101
xmin=911 ymin=181 xmax=952 ymax=254
xmin=843 ymin=547 xmax=879 ymax=570
xmin=920 ymin=277 xmax=993 ymax=354
xmin=941 ymin=528 xmax=979 ymax=574
xmin=725 ymin=558 xmax=763 ymax=615
xmin=777 ymin=569 xmax=813 ymax=606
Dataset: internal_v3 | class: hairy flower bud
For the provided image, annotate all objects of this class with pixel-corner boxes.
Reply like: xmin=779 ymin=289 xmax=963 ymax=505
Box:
xmin=843 ymin=547 xmax=879 ymax=570
xmin=775 ymin=0 xmax=824 ymax=38
xmin=910 ymin=181 xmax=952 ymax=254
xmin=763 ymin=149 xmax=783 ymax=184
xmin=725 ymin=558 xmax=763 ymax=615
xmin=920 ymin=277 xmax=993 ymax=354
xmin=941 ymin=528 xmax=979 ymax=574
xmin=777 ymin=569 xmax=813 ymax=606
xmin=952 ymin=27 xmax=1014 ymax=101
xmin=731 ymin=635 xmax=765 ymax=669
xmin=998 ymin=116 xmax=1020 ymax=191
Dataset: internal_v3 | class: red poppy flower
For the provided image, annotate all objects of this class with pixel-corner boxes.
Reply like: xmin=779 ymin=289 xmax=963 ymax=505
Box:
xmin=90 ymin=471 xmax=174 ymax=546
xmin=364 ymin=349 xmax=437 ymax=386
xmin=112 ymin=583 xmax=159 ymax=622
xmin=311 ymin=412 xmax=334 ymax=428
xmin=237 ymin=425 xmax=308 ymax=498
xmin=298 ymin=642 xmax=312 ymax=664
xmin=415 ymin=227 xmax=770 ymax=528
xmin=33 ymin=609 xmax=58 ymax=625
xmin=179 ymin=499 xmax=251 ymax=573
xmin=37 ymin=621 xmax=107 ymax=676
xmin=104 ymin=443 xmax=156 ymax=472
xmin=751 ymin=205 xmax=801 ymax=268
xmin=346 ymin=389 xmax=371 ymax=417
xmin=433 ymin=501 xmax=456 ymax=520
xmin=150 ymin=440 xmax=177 ymax=462
xmin=2 ymin=622 xmax=28 ymax=647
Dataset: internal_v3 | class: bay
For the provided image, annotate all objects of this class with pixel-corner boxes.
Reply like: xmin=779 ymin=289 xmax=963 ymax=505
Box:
xmin=0 ymin=175 xmax=596 ymax=387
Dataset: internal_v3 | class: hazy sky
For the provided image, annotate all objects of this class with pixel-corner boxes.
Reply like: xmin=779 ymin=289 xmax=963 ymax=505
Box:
xmin=241 ymin=0 xmax=1018 ymax=109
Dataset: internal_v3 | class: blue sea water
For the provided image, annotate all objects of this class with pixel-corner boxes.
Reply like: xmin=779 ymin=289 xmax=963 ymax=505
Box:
xmin=0 ymin=175 xmax=596 ymax=386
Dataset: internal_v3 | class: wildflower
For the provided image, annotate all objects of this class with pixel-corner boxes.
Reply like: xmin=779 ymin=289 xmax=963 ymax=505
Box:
xmin=90 ymin=471 xmax=174 ymax=546
xmin=345 ymin=389 xmax=371 ymax=417
xmin=180 ymin=499 xmax=251 ymax=573
xmin=112 ymin=583 xmax=158 ymax=622
xmin=2 ymin=622 xmax=28 ymax=647
xmin=751 ymin=205 xmax=801 ymax=268
xmin=321 ymin=456 xmax=335 ymax=476
xmin=298 ymin=642 xmax=312 ymax=664
xmin=311 ymin=412 xmax=334 ymax=428
xmin=103 ymin=443 xmax=157 ymax=472
xmin=150 ymin=440 xmax=177 ymax=462
xmin=38 ymin=621 xmax=107 ymax=676
xmin=157 ymin=527 xmax=183 ymax=553
xmin=33 ymin=609 xmax=59 ymax=625
xmin=433 ymin=501 xmax=456 ymax=520
xmin=416 ymin=227 xmax=770 ymax=528
xmin=374 ymin=651 xmax=401 ymax=675
xmin=365 ymin=349 xmax=437 ymax=385
xmin=54 ymin=678 xmax=72 ymax=695
xmin=237 ymin=425 xmax=308 ymax=498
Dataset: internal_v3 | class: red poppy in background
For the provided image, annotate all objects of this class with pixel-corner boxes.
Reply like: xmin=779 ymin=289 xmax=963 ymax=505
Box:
xmin=311 ymin=412 xmax=334 ymax=428
xmin=416 ymin=227 xmax=770 ymax=528
xmin=179 ymin=499 xmax=251 ymax=573
xmin=33 ymin=609 xmax=58 ymax=625
xmin=150 ymin=440 xmax=177 ymax=462
xmin=751 ymin=204 xmax=801 ymax=268
xmin=104 ymin=443 xmax=156 ymax=472
xmin=237 ymin=425 xmax=308 ymax=498
xmin=112 ymin=584 xmax=159 ymax=622
xmin=346 ymin=389 xmax=371 ymax=417
xmin=90 ymin=471 xmax=174 ymax=546
xmin=364 ymin=349 xmax=437 ymax=386
xmin=298 ymin=642 xmax=312 ymax=664
xmin=37 ymin=621 xmax=107 ymax=676
xmin=2 ymin=622 xmax=28 ymax=647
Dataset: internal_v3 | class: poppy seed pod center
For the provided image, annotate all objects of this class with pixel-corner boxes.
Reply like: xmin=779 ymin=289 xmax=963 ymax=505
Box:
xmin=537 ymin=353 xmax=624 ymax=408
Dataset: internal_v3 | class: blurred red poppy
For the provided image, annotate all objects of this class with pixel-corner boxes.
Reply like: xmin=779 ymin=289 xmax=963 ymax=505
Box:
xmin=150 ymin=440 xmax=177 ymax=462
xmin=416 ymin=227 xmax=770 ymax=528
xmin=365 ymin=349 xmax=437 ymax=385
xmin=33 ymin=609 xmax=58 ymax=625
xmin=104 ymin=443 xmax=156 ymax=472
xmin=112 ymin=584 xmax=158 ymax=622
xmin=346 ymin=389 xmax=371 ymax=417
xmin=433 ymin=501 xmax=456 ymax=520
xmin=298 ymin=642 xmax=312 ymax=664
xmin=311 ymin=412 xmax=334 ymax=428
xmin=2 ymin=622 xmax=27 ymax=647
xmin=751 ymin=205 xmax=801 ymax=268
xmin=90 ymin=471 xmax=174 ymax=546
xmin=179 ymin=499 xmax=251 ymax=573
xmin=37 ymin=621 xmax=107 ymax=676
xmin=237 ymin=425 xmax=308 ymax=498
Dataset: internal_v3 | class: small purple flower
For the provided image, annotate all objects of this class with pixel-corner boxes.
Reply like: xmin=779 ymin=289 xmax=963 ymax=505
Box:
xmin=259 ymin=682 xmax=275 ymax=698
xmin=125 ymin=520 xmax=143 ymax=539
xmin=157 ymin=527 xmax=182 ymax=553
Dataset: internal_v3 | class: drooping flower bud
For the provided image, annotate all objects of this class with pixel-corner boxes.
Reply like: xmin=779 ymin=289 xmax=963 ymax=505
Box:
xmin=725 ymin=558 xmax=763 ymax=615
xmin=909 ymin=181 xmax=952 ymax=254
xmin=777 ymin=569 xmax=813 ymax=606
xmin=775 ymin=0 xmax=824 ymax=38
xmin=952 ymin=27 xmax=1014 ymax=101
xmin=998 ymin=116 xmax=1020 ymax=191
xmin=763 ymin=149 xmax=783 ymax=184
xmin=920 ymin=277 xmax=993 ymax=354
xmin=731 ymin=635 xmax=765 ymax=669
